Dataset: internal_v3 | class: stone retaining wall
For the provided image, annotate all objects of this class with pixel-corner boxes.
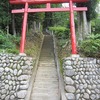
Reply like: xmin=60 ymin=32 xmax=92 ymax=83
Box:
xmin=0 ymin=53 xmax=34 ymax=100
xmin=63 ymin=56 xmax=100 ymax=100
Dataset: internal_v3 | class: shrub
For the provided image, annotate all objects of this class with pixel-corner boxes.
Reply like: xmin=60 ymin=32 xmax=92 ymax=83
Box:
xmin=0 ymin=34 xmax=16 ymax=49
xmin=0 ymin=30 xmax=20 ymax=54
xmin=91 ymin=18 xmax=100 ymax=33
xmin=49 ymin=26 xmax=69 ymax=39
xmin=8 ymin=34 xmax=20 ymax=46
xmin=6 ymin=49 xmax=19 ymax=54
xmin=2 ymin=40 xmax=16 ymax=49
xmin=86 ymin=34 xmax=100 ymax=40
xmin=0 ymin=34 xmax=6 ymax=44
xmin=58 ymin=39 xmax=68 ymax=47
xmin=80 ymin=34 xmax=100 ymax=57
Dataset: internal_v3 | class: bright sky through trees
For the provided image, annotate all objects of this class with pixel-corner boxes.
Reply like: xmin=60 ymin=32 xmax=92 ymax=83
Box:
xmin=62 ymin=3 xmax=76 ymax=7
xmin=96 ymin=3 xmax=100 ymax=13
xmin=62 ymin=3 xmax=69 ymax=7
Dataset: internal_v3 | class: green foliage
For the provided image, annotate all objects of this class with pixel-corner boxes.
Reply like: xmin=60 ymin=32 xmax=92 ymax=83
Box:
xmin=86 ymin=34 xmax=100 ymax=40
xmin=86 ymin=0 xmax=98 ymax=21
xmin=49 ymin=26 xmax=66 ymax=32
xmin=43 ymin=4 xmax=70 ymax=29
xmin=49 ymin=26 xmax=69 ymax=39
xmin=52 ymin=12 xmax=70 ymax=27
xmin=1 ymin=40 xmax=16 ymax=49
xmin=91 ymin=18 xmax=100 ymax=33
xmin=7 ymin=34 xmax=20 ymax=46
xmin=25 ymin=48 xmax=35 ymax=56
xmin=0 ymin=31 xmax=7 ymax=44
xmin=0 ymin=30 xmax=19 ymax=54
xmin=80 ymin=34 xmax=100 ymax=57
xmin=77 ymin=0 xmax=99 ymax=21
xmin=0 ymin=0 xmax=11 ymax=30
xmin=58 ymin=39 xmax=68 ymax=47
xmin=6 ymin=48 xmax=19 ymax=54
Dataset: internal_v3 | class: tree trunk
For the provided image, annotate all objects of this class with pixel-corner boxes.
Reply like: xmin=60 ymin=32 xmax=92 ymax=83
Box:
xmin=87 ymin=21 xmax=91 ymax=34
xmin=33 ymin=21 xmax=36 ymax=31
xmin=82 ymin=11 xmax=88 ymax=39
xmin=7 ymin=25 xmax=9 ymax=37
xmin=12 ymin=14 xmax=17 ymax=36
xmin=77 ymin=11 xmax=89 ymax=41
xmin=38 ymin=22 xmax=41 ymax=31
xmin=77 ymin=12 xmax=83 ymax=41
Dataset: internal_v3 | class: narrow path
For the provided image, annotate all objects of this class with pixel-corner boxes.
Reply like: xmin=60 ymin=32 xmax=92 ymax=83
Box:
xmin=30 ymin=35 xmax=59 ymax=100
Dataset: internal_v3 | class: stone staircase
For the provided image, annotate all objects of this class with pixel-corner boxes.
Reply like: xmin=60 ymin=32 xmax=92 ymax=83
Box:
xmin=30 ymin=35 xmax=59 ymax=100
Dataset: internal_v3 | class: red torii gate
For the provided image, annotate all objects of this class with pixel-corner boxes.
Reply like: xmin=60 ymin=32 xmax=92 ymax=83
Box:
xmin=9 ymin=0 xmax=88 ymax=54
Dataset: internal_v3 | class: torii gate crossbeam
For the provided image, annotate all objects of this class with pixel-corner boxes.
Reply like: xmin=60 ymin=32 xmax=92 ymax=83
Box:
xmin=9 ymin=0 xmax=88 ymax=54
xmin=12 ymin=7 xmax=87 ymax=13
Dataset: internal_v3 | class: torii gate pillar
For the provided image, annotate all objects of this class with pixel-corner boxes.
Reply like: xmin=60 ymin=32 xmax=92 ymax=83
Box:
xmin=69 ymin=0 xmax=77 ymax=54
xmin=20 ymin=2 xmax=28 ymax=53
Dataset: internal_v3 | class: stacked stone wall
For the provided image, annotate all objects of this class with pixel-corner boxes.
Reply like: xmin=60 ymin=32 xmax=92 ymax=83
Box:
xmin=63 ymin=56 xmax=100 ymax=100
xmin=0 ymin=53 xmax=34 ymax=100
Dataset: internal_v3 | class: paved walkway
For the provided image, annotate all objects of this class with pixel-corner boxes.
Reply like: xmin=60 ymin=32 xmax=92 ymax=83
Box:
xmin=31 ymin=35 xmax=59 ymax=100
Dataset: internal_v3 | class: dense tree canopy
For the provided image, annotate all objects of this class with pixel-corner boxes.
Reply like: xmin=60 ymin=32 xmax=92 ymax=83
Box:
xmin=77 ymin=0 xmax=99 ymax=21
xmin=0 ymin=0 xmax=11 ymax=31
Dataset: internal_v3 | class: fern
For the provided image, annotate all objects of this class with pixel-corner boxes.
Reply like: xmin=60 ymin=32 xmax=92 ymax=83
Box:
xmin=87 ymin=34 xmax=100 ymax=40
xmin=80 ymin=34 xmax=100 ymax=57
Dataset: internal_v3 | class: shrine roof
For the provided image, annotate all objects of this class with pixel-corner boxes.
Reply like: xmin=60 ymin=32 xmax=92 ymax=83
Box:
xmin=9 ymin=0 xmax=88 ymax=4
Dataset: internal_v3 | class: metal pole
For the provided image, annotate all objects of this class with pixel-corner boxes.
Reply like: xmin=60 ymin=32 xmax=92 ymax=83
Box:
xmin=20 ymin=2 xmax=28 ymax=53
xmin=69 ymin=0 xmax=77 ymax=54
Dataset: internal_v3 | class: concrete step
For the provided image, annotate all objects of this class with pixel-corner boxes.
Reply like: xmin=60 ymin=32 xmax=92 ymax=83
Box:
xmin=34 ymin=79 xmax=58 ymax=82
xmin=31 ymin=93 xmax=59 ymax=97
xmin=38 ymin=65 xmax=55 ymax=68
xmin=33 ymin=81 xmax=58 ymax=86
xmin=31 ymin=94 xmax=59 ymax=100
xmin=32 ymin=88 xmax=58 ymax=93
xmin=39 ymin=59 xmax=54 ymax=61
xmin=35 ymin=72 xmax=57 ymax=76
xmin=30 ymin=35 xmax=59 ymax=100
xmin=39 ymin=63 xmax=55 ymax=65
xmin=37 ymin=67 xmax=57 ymax=70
